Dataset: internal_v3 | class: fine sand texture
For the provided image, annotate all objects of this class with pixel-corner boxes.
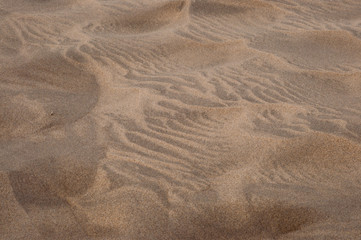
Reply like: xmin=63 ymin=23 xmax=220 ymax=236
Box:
xmin=1 ymin=0 xmax=361 ymax=239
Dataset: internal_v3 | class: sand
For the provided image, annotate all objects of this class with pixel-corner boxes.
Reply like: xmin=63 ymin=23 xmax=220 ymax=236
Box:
xmin=1 ymin=0 xmax=361 ymax=239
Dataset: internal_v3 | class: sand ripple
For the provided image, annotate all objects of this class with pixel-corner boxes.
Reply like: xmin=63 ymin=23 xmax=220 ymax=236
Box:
xmin=1 ymin=0 xmax=361 ymax=239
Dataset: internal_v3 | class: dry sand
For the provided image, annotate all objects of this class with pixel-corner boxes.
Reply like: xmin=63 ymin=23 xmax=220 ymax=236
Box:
xmin=1 ymin=0 xmax=361 ymax=239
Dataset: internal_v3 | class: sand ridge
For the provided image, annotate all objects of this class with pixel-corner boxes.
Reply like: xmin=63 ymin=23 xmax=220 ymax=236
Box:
xmin=1 ymin=0 xmax=361 ymax=239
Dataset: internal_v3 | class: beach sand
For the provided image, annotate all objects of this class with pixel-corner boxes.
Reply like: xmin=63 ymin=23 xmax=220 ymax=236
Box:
xmin=1 ymin=0 xmax=361 ymax=239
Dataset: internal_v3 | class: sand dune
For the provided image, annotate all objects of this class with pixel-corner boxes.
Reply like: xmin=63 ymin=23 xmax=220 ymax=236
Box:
xmin=190 ymin=0 xmax=281 ymax=20
xmin=94 ymin=0 xmax=189 ymax=34
xmin=1 ymin=0 xmax=361 ymax=239
xmin=1 ymin=51 xmax=98 ymax=139
xmin=250 ymin=30 xmax=361 ymax=69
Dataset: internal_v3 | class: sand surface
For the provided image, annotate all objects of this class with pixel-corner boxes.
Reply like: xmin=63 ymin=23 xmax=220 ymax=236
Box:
xmin=1 ymin=0 xmax=361 ymax=239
